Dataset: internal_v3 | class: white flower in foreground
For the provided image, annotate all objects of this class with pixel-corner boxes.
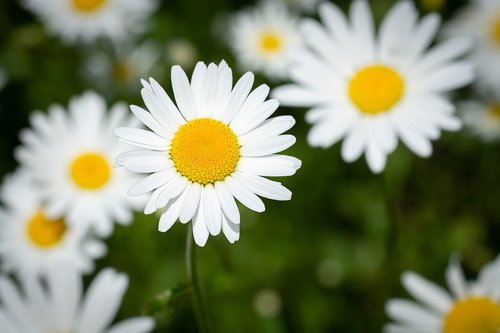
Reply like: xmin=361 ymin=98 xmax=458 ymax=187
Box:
xmin=115 ymin=61 xmax=301 ymax=246
xmin=0 ymin=266 xmax=154 ymax=333
xmin=15 ymin=91 xmax=143 ymax=237
xmin=459 ymin=99 xmax=500 ymax=141
xmin=273 ymin=0 xmax=474 ymax=173
xmin=228 ymin=1 xmax=301 ymax=80
xmin=385 ymin=255 xmax=500 ymax=333
xmin=444 ymin=0 xmax=500 ymax=97
xmin=21 ymin=0 xmax=157 ymax=44
xmin=0 ymin=170 xmax=105 ymax=277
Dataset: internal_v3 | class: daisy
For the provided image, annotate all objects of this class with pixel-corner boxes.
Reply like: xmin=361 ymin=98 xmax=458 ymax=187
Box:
xmin=15 ymin=91 xmax=143 ymax=238
xmin=444 ymin=0 xmax=500 ymax=97
xmin=385 ymin=255 xmax=500 ymax=333
xmin=228 ymin=1 xmax=301 ymax=80
xmin=21 ymin=0 xmax=157 ymax=44
xmin=459 ymin=99 xmax=500 ymax=141
xmin=273 ymin=0 xmax=474 ymax=173
xmin=115 ymin=61 xmax=301 ymax=246
xmin=0 ymin=265 xmax=155 ymax=333
xmin=0 ymin=169 xmax=105 ymax=277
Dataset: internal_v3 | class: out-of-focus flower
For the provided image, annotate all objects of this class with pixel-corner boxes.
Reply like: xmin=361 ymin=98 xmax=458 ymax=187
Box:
xmin=0 ymin=266 xmax=155 ymax=333
xmin=0 ymin=170 xmax=105 ymax=277
xmin=273 ymin=0 xmax=474 ymax=173
xmin=115 ymin=61 xmax=301 ymax=247
xmin=15 ymin=91 xmax=143 ymax=238
xmin=459 ymin=99 xmax=500 ymax=141
xmin=165 ymin=38 xmax=198 ymax=69
xmin=277 ymin=0 xmax=320 ymax=13
xmin=84 ymin=41 xmax=162 ymax=92
xmin=228 ymin=1 xmax=301 ymax=80
xmin=21 ymin=0 xmax=158 ymax=44
xmin=385 ymin=255 xmax=500 ymax=333
xmin=445 ymin=0 xmax=500 ymax=97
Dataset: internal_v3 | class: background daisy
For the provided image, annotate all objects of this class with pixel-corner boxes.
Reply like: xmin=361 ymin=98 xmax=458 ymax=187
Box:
xmin=228 ymin=1 xmax=301 ymax=80
xmin=0 ymin=265 xmax=155 ymax=333
xmin=445 ymin=0 xmax=500 ymax=98
xmin=273 ymin=0 xmax=474 ymax=173
xmin=385 ymin=255 xmax=500 ymax=333
xmin=459 ymin=99 xmax=500 ymax=141
xmin=21 ymin=0 xmax=158 ymax=44
xmin=15 ymin=91 xmax=144 ymax=237
xmin=115 ymin=61 xmax=301 ymax=246
xmin=0 ymin=169 xmax=105 ymax=277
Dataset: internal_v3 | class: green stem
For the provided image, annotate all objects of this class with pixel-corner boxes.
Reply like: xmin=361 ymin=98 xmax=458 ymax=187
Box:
xmin=185 ymin=227 xmax=210 ymax=333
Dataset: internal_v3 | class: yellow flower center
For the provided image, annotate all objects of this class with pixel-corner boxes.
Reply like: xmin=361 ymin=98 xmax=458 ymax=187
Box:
xmin=348 ymin=65 xmax=405 ymax=115
xmin=113 ymin=61 xmax=131 ymax=83
xmin=71 ymin=0 xmax=106 ymax=13
xmin=491 ymin=16 xmax=500 ymax=45
xmin=170 ymin=118 xmax=240 ymax=185
xmin=27 ymin=211 xmax=66 ymax=248
xmin=444 ymin=297 xmax=500 ymax=333
xmin=70 ymin=152 xmax=111 ymax=190
xmin=488 ymin=104 xmax=500 ymax=119
xmin=259 ymin=32 xmax=283 ymax=54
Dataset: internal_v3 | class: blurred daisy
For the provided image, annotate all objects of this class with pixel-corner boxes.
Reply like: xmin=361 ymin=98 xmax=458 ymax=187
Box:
xmin=0 ymin=266 xmax=155 ymax=333
xmin=445 ymin=0 xmax=500 ymax=97
xmin=21 ymin=0 xmax=157 ymax=44
xmin=115 ymin=61 xmax=301 ymax=246
xmin=228 ymin=1 xmax=301 ymax=80
xmin=273 ymin=0 xmax=474 ymax=173
xmin=0 ymin=170 xmax=105 ymax=277
xmin=459 ymin=99 xmax=500 ymax=141
xmin=15 ymin=91 xmax=143 ymax=237
xmin=84 ymin=41 xmax=162 ymax=92
xmin=385 ymin=255 xmax=500 ymax=333
xmin=165 ymin=38 xmax=198 ymax=69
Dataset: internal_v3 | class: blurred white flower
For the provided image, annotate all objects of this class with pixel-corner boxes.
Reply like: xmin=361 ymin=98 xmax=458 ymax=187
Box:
xmin=0 ymin=266 xmax=155 ymax=333
xmin=0 ymin=169 xmax=105 ymax=277
xmin=165 ymin=38 xmax=198 ymax=69
xmin=15 ymin=91 xmax=144 ymax=238
xmin=21 ymin=0 xmax=158 ymax=44
xmin=115 ymin=61 xmax=301 ymax=247
xmin=84 ymin=41 xmax=162 ymax=92
xmin=385 ymin=255 xmax=500 ymax=333
xmin=273 ymin=0 xmax=474 ymax=173
xmin=228 ymin=1 xmax=301 ymax=80
xmin=445 ymin=0 xmax=500 ymax=97
xmin=459 ymin=99 xmax=500 ymax=141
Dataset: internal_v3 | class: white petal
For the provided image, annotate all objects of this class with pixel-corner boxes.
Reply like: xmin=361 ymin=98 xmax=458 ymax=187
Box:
xmin=240 ymin=135 xmax=296 ymax=157
xmin=179 ymin=182 xmax=201 ymax=223
xmin=192 ymin=199 xmax=209 ymax=247
xmin=128 ymin=171 xmax=171 ymax=196
xmin=214 ymin=181 xmax=240 ymax=224
xmin=237 ymin=155 xmax=301 ymax=177
xmin=445 ymin=256 xmax=467 ymax=299
xmin=230 ymin=99 xmax=280 ymax=136
xmin=114 ymin=127 xmax=168 ymax=151
xmin=107 ymin=317 xmax=155 ymax=333
xmin=385 ymin=299 xmax=442 ymax=327
xmin=171 ymin=65 xmax=197 ymax=120
xmin=202 ymin=184 xmax=222 ymax=236
xmin=401 ymin=271 xmax=453 ymax=313
xmin=225 ymin=175 xmax=265 ymax=213
xmin=222 ymin=72 xmax=254 ymax=124
xmin=234 ymin=172 xmax=292 ymax=201
xmin=116 ymin=150 xmax=172 ymax=173
xmin=222 ymin=215 xmax=240 ymax=244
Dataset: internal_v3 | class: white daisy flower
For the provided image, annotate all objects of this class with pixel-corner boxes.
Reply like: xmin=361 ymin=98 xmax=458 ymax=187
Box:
xmin=0 ymin=266 xmax=155 ymax=333
xmin=228 ymin=1 xmax=301 ymax=80
xmin=444 ymin=0 xmax=500 ymax=97
xmin=115 ymin=61 xmax=301 ymax=247
xmin=15 ymin=91 xmax=143 ymax=238
xmin=21 ymin=0 xmax=157 ymax=44
xmin=273 ymin=0 xmax=475 ymax=173
xmin=0 ymin=170 xmax=105 ymax=277
xmin=385 ymin=255 xmax=500 ymax=333
xmin=459 ymin=99 xmax=500 ymax=141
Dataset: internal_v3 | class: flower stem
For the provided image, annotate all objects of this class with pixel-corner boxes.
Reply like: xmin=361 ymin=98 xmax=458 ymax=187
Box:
xmin=185 ymin=227 xmax=210 ymax=333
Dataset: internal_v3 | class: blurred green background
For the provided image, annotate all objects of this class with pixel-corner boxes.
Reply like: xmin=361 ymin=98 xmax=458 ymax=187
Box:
xmin=0 ymin=0 xmax=498 ymax=332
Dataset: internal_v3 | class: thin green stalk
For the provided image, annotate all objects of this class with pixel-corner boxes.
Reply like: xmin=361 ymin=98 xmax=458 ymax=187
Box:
xmin=185 ymin=227 xmax=210 ymax=333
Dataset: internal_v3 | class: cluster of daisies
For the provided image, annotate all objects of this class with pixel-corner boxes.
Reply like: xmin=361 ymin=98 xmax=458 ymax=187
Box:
xmin=0 ymin=0 xmax=499 ymax=332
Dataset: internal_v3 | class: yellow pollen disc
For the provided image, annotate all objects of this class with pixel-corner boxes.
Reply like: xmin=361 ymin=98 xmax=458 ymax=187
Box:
xmin=170 ymin=118 xmax=240 ymax=185
xmin=488 ymin=104 xmax=500 ymax=119
xmin=70 ymin=152 xmax=111 ymax=190
xmin=444 ymin=297 xmax=500 ymax=333
xmin=259 ymin=32 xmax=283 ymax=53
xmin=348 ymin=65 xmax=405 ymax=115
xmin=492 ymin=16 xmax=500 ymax=45
xmin=71 ymin=0 xmax=106 ymax=12
xmin=27 ymin=211 xmax=66 ymax=248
